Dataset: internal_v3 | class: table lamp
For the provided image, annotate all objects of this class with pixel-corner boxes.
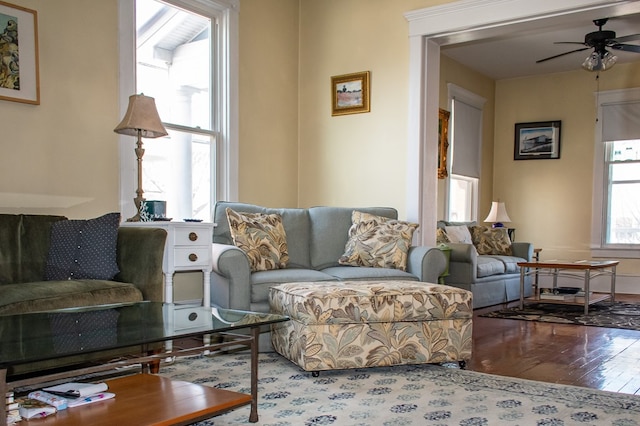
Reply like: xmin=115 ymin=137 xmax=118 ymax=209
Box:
xmin=484 ymin=201 xmax=511 ymax=228
xmin=114 ymin=94 xmax=168 ymax=221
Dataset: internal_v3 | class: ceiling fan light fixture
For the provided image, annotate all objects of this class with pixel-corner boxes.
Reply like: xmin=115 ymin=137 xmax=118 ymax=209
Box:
xmin=581 ymin=50 xmax=617 ymax=72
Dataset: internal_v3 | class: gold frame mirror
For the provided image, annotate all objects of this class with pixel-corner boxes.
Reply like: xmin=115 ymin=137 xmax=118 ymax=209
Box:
xmin=438 ymin=108 xmax=450 ymax=179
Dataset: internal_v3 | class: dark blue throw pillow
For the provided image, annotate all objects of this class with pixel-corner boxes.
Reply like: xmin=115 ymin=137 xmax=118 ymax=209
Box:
xmin=45 ymin=213 xmax=121 ymax=281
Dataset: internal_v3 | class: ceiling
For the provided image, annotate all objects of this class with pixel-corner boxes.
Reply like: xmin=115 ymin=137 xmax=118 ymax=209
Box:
xmin=441 ymin=12 xmax=640 ymax=80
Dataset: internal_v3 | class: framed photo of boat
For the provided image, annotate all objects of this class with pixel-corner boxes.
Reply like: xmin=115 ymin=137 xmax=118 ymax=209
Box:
xmin=514 ymin=121 xmax=561 ymax=160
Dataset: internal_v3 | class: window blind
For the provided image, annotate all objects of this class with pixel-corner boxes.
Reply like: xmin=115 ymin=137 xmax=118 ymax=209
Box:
xmin=602 ymin=101 xmax=640 ymax=142
xmin=451 ymin=97 xmax=482 ymax=178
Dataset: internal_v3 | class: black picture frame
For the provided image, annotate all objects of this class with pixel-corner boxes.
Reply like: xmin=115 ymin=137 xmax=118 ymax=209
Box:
xmin=514 ymin=121 xmax=561 ymax=160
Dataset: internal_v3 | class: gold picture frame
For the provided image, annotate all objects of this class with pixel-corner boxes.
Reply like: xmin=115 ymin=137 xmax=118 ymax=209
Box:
xmin=0 ymin=1 xmax=39 ymax=105
xmin=438 ymin=108 xmax=450 ymax=179
xmin=331 ymin=71 xmax=370 ymax=116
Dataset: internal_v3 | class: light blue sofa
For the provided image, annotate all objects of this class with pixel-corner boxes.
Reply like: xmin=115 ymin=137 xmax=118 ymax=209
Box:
xmin=437 ymin=221 xmax=534 ymax=308
xmin=210 ymin=202 xmax=448 ymax=316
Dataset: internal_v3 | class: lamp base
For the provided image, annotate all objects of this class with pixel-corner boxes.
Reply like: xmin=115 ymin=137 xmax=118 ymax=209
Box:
xmin=492 ymin=222 xmax=505 ymax=228
xmin=126 ymin=197 xmax=144 ymax=222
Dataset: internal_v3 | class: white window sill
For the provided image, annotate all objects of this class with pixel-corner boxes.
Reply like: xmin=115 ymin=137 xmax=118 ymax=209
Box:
xmin=591 ymin=247 xmax=640 ymax=259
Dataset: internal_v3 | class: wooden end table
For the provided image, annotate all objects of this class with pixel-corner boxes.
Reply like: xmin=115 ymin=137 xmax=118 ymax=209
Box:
xmin=517 ymin=259 xmax=619 ymax=315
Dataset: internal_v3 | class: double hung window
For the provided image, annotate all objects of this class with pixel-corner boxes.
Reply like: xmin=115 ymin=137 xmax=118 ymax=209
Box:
xmin=592 ymin=88 xmax=640 ymax=257
xmin=119 ymin=0 xmax=237 ymax=221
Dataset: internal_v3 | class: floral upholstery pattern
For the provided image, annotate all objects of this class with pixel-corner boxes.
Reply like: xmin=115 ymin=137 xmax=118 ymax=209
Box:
xmin=471 ymin=225 xmax=512 ymax=256
xmin=338 ymin=211 xmax=418 ymax=271
xmin=225 ymin=208 xmax=289 ymax=272
xmin=270 ymin=280 xmax=473 ymax=371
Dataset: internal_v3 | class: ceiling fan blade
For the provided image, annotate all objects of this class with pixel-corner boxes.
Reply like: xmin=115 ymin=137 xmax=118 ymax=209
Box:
xmin=612 ymin=33 xmax=640 ymax=43
xmin=553 ymin=41 xmax=587 ymax=46
xmin=611 ymin=43 xmax=640 ymax=53
xmin=536 ymin=47 xmax=590 ymax=64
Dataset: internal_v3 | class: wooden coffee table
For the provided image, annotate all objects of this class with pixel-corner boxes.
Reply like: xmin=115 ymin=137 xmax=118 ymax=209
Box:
xmin=517 ymin=259 xmax=619 ymax=314
xmin=0 ymin=303 xmax=289 ymax=426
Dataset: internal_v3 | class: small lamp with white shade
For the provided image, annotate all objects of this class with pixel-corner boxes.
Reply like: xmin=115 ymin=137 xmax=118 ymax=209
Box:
xmin=484 ymin=201 xmax=511 ymax=228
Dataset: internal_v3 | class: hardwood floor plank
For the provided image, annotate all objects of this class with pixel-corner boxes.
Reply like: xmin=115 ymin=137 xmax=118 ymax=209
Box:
xmin=468 ymin=293 xmax=640 ymax=395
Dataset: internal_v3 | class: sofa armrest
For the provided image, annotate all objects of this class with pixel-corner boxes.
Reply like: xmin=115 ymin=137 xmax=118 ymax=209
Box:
xmin=115 ymin=227 xmax=167 ymax=302
xmin=445 ymin=243 xmax=478 ymax=284
xmin=210 ymin=243 xmax=252 ymax=310
xmin=406 ymin=246 xmax=447 ymax=283
xmin=511 ymin=242 xmax=533 ymax=261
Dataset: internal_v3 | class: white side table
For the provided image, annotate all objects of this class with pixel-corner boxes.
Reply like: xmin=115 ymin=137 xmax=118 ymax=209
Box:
xmin=121 ymin=221 xmax=214 ymax=307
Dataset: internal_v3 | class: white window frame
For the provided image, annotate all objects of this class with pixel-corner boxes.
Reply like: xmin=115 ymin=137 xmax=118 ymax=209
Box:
xmin=117 ymin=0 xmax=238 ymax=221
xmin=446 ymin=83 xmax=485 ymax=222
xmin=591 ymin=87 xmax=640 ymax=258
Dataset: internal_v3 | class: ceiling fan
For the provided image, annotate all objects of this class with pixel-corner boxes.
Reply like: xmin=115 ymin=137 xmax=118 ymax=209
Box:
xmin=536 ymin=18 xmax=640 ymax=71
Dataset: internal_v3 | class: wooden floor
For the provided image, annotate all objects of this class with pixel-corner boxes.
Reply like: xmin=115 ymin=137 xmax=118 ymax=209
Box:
xmin=468 ymin=293 xmax=640 ymax=395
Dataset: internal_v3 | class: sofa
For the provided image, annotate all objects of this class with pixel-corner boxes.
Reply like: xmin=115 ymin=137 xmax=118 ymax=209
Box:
xmin=0 ymin=213 xmax=167 ymax=378
xmin=437 ymin=221 xmax=534 ymax=308
xmin=210 ymin=202 xmax=448 ymax=350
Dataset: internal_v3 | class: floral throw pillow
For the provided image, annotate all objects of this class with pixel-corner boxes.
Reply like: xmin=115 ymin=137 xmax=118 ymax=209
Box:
xmin=471 ymin=225 xmax=512 ymax=256
xmin=225 ymin=208 xmax=289 ymax=272
xmin=436 ymin=228 xmax=450 ymax=244
xmin=338 ymin=211 xmax=418 ymax=271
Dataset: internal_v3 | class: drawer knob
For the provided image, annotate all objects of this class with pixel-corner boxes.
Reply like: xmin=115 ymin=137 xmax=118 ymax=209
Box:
xmin=188 ymin=312 xmax=198 ymax=322
xmin=189 ymin=253 xmax=198 ymax=262
xmin=189 ymin=232 xmax=198 ymax=241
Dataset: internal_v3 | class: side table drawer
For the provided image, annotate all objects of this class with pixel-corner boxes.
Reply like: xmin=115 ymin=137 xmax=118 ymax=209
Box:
xmin=173 ymin=247 xmax=211 ymax=268
xmin=174 ymin=227 xmax=212 ymax=246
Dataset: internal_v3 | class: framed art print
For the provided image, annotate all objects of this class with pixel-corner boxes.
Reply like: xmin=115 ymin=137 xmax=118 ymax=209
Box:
xmin=0 ymin=1 xmax=39 ymax=105
xmin=331 ymin=71 xmax=370 ymax=116
xmin=514 ymin=121 xmax=561 ymax=160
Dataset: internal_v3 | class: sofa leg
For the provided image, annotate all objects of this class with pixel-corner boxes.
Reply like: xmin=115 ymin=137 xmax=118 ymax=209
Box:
xmin=458 ymin=360 xmax=467 ymax=369
xmin=312 ymin=371 xmax=320 ymax=377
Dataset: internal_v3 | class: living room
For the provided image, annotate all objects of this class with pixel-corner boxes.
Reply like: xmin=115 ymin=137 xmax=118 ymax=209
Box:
xmin=2 ymin=1 xmax=640 ymax=424
xmin=2 ymin=0 xmax=639 ymax=298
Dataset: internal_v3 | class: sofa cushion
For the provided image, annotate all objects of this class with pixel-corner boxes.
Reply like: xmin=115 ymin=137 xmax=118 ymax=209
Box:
xmin=471 ymin=226 xmax=512 ymax=255
xmin=490 ymin=255 xmax=526 ymax=274
xmin=45 ymin=213 xmax=121 ymax=281
xmin=308 ymin=206 xmax=398 ymax=270
xmin=250 ymin=269 xmax=337 ymax=304
xmin=476 ymin=256 xmax=506 ymax=278
xmin=444 ymin=225 xmax=473 ymax=244
xmin=321 ymin=266 xmax=418 ymax=281
xmin=0 ymin=280 xmax=143 ymax=315
xmin=338 ymin=211 xmax=418 ymax=271
xmin=226 ymin=208 xmax=289 ymax=272
xmin=213 ymin=202 xmax=311 ymax=269
xmin=0 ymin=214 xmax=67 ymax=285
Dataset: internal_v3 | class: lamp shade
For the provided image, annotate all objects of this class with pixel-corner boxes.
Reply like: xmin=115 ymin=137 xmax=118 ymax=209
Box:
xmin=114 ymin=94 xmax=168 ymax=138
xmin=484 ymin=201 xmax=511 ymax=224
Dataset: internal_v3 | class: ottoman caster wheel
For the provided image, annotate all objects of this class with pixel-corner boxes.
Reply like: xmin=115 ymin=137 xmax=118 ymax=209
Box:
xmin=312 ymin=371 xmax=320 ymax=377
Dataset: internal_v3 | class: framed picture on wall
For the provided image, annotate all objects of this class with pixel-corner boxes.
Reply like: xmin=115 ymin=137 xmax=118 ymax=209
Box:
xmin=331 ymin=71 xmax=370 ymax=116
xmin=438 ymin=108 xmax=450 ymax=179
xmin=514 ymin=121 xmax=561 ymax=160
xmin=0 ymin=1 xmax=39 ymax=105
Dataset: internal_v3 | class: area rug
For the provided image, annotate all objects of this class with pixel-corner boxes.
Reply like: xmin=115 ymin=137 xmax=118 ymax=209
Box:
xmin=159 ymin=352 xmax=640 ymax=425
xmin=480 ymin=301 xmax=640 ymax=330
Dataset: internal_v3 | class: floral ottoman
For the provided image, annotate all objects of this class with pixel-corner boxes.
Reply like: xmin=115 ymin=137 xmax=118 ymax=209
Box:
xmin=269 ymin=280 xmax=473 ymax=372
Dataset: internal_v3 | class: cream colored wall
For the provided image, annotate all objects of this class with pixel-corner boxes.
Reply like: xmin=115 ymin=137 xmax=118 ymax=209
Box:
xmin=438 ymin=55 xmax=495 ymax=221
xmin=238 ymin=0 xmax=300 ymax=207
xmin=297 ymin=0 xmax=448 ymax=217
xmin=0 ymin=0 xmax=119 ymax=218
xmin=494 ymin=62 xmax=640 ymax=278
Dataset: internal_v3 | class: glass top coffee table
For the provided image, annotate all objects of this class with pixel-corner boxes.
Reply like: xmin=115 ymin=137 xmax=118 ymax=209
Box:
xmin=0 ymin=302 xmax=288 ymax=425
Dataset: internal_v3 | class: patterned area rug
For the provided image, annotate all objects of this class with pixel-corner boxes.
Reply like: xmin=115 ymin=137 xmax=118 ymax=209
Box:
xmin=159 ymin=352 xmax=640 ymax=425
xmin=480 ymin=301 xmax=640 ymax=330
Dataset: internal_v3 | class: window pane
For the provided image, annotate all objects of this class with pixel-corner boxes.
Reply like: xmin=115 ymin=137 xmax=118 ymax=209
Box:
xmin=609 ymin=140 xmax=640 ymax=161
xmin=136 ymin=0 xmax=211 ymax=130
xmin=610 ymin=162 xmax=640 ymax=182
xmin=607 ymin=182 xmax=640 ymax=244
xmin=449 ymin=175 xmax=477 ymax=222
xmin=143 ymin=128 xmax=212 ymax=221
